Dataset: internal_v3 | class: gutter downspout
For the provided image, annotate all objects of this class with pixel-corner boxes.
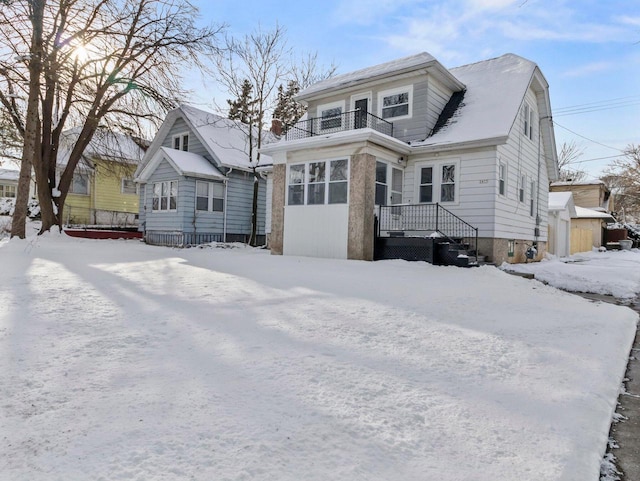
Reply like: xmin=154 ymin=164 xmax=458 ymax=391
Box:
xmin=223 ymin=168 xmax=232 ymax=242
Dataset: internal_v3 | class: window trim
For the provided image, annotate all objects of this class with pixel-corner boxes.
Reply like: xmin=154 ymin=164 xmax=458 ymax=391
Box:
xmin=152 ymin=180 xmax=178 ymax=212
xmin=316 ymin=100 xmax=345 ymax=132
xmin=523 ymin=103 xmax=534 ymax=141
xmin=121 ymin=178 xmax=138 ymax=195
xmin=286 ymin=158 xmax=350 ymax=206
xmin=498 ymin=162 xmax=507 ymax=197
xmin=195 ymin=180 xmax=224 ymax=212
xmin=415 ymin=159 xmax=460 ymax=205
xmin=519 ymin=174 xmax=526 ymax=203
xmin=172 ymin=132 xmax=189 ymax=151
xmin=378 ymin=85 xmax=413 ymax=121
xmin=70 ymin=171 xmax=90 ymax=196
xmin=0 ymin=184 xmax=17 ymax=198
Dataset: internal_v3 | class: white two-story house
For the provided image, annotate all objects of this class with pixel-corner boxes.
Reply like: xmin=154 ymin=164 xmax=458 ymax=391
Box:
xmin=261 ymin=52 xmax=559 ymax=265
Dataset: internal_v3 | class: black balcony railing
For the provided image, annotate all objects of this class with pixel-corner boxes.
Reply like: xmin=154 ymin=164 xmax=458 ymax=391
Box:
xmin=285 ymin=109 xmax=394 ymax=141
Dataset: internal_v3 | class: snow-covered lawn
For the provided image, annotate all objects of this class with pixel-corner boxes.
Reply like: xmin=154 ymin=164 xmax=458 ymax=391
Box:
xmin=0 ymin=234 xmax=636 ymax=481
xmin=503 ymin=249 xmax=640 ymax=300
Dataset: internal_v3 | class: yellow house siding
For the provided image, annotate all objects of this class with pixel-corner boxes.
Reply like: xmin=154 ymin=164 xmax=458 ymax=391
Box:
xmin=93 ymin=159 xmax=139 ymax=214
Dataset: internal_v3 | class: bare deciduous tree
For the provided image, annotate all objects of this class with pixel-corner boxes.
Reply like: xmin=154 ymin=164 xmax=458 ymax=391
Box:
xmin=557 ymin=141 xmax=587 ymax=182
xmin=0 ymin=0 xmax=222 ymax=237
xmin=213 ymin=26 xmax=335 ymax=245
xmin=602 ymin=144 xmax=640 ymax=222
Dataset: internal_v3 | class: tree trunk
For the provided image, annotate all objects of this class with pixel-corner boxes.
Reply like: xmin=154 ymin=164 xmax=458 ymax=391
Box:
xmin=10 ymin=0 xmax=45 ymax=239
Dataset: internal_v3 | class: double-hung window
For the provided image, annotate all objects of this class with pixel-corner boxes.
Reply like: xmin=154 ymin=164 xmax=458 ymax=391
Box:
xmin=173 ymin=133 xmax=189 ymax=151
xmin=196 ymin=181 xmax=224 ymax=212
xmin=419 ymin=167 xmax=433 ymax=203
xmin=530 ymin=181 xmax=536 ymax=216
xmin=70 ymin=172 xmax=89 ymax=195
xmin=440 ymin=164 xmax=456 ymax=202
xmin=418 ymin=163 xmax=457 ymax=203
xmin=498 ymin=162 xmax=507 ymax=196
xmin=523 ymin=104 xmax=534 ymax=140
xmin=287 ymin=160 xmax=349 ymax=206
xmin=122 ymin=178 xmax=137 ymax=195
xmin=152 ymin=180 xmax=177 ymax=211
xmin=0 ymin=184 xmax=16 ymax=198
xmin=318 ymin=101 xmax=344 ymax=131
xmin=519 ymin=174 xmax=526 ymax=203
xmin=379 ymin=86 xmax=413 ymax=120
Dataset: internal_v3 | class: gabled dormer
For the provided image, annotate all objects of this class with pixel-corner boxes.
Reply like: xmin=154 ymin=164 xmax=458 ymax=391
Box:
xmin=288 ymin=53 xmax=465 ymax=144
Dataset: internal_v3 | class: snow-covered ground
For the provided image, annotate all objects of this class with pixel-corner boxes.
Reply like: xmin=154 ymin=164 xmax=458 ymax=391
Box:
xmin=503 ymin=249 xmax=640 ymax=300
xmin=0 ymin=232 xmax=636 ymax=481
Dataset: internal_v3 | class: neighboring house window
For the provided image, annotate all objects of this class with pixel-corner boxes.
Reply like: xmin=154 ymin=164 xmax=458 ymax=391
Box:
xmin=196 ymin=180 xmax=224 ymax=212
xmin=440 ymin=164 xmax=456 ymax=202
xmin=375 ymin=161 xmax=387 ymax=206
xmin=498 ymin=162 xmax=506 ymax=196
xmin=287 ymin=159 xmax=349 ymax=206
xmin=523 ymin=104 xmax=534 ymax=140
xmin=0 ymin=184 xmax=16 ymax=198
xmin=70 ymin=172 xmax=89 ymax=195
xmin=530 ymin=181 xmax=536 ymax=216
xmin=152 ymin=180 xmax=177 ymax=211
xmin=173 ymin=133 xmax=189 ymax=151
xmin=122 ymin=178 xmax=137 ymax=194
xmin=519 ymin=174 xmax=526 ymax=203
xmin=318 ymin=101 xmax=344 ymax=130
xmin=379 ymin=85 xmax=413 ymax=120
xmin=419 ymin=167 xmax=433 ymax=203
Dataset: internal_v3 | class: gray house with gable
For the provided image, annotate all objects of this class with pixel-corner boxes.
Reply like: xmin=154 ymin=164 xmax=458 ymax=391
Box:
xmin=135 ymin=105 xmax=271 ymax=246
xmin=261 ymin=52 xmax=559 ymax=265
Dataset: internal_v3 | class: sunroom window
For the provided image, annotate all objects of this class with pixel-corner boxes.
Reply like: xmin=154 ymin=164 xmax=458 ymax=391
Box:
xmin=375 ymin=161 xmax=387 ymax=206
xmin=287 ymin=160 xmax=349 ymax=206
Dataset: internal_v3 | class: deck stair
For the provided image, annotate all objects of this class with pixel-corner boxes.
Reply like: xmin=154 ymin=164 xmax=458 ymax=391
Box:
xmin=375 ymin=203 xmax=481 ymax=267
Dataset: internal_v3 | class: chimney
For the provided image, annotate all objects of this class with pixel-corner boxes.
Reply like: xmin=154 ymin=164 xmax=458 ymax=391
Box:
xmin=271 ymin=119 xmax=283 ymax=137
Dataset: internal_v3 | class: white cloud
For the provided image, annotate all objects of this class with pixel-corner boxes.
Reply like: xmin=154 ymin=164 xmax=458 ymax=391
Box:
xmin=370 ymin=0 xmax=639 ymax=62
xmin=560 ymin=61 xmax=613 ymax=78
xmin=614 ymin=15 xmax=640 ymax=27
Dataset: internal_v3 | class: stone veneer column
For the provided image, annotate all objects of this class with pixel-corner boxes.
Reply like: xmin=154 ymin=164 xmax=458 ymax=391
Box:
xmin=270 ymin=164 xmax=286 ymax=255
xmin=348 ymin=152 xmax=376 ymax=260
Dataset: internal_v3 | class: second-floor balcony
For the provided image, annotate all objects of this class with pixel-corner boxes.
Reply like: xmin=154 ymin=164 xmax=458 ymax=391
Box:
xmin=285 ymin=109 xmax=394 ymax=141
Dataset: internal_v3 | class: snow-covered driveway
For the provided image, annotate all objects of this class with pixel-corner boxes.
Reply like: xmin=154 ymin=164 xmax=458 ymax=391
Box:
xmin=0 ymin=234 xmax=636 ymax=481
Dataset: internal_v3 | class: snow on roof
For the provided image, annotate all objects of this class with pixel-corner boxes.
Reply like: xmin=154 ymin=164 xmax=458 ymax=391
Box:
xmin=297 ymin=52 xmax=438 ymax=99
xmin=550 ymin=180 xmax=607 ymax=188
xmin=58 ymin=128 xmax=146 ymax=167
xmin=414 ymin=54 xmax=537 ymax=148
xmin=180 ymin=105 xmax=274 ymax=170
xmin=548 ymin=192 xmax=574 ymax=211
xmin=0 ymin=168 xmax=19 ymax=182
xmin=159 ymin=147 xmax=226 ymax=180
xmin=574 ymin=206 xmax=615 ymax=220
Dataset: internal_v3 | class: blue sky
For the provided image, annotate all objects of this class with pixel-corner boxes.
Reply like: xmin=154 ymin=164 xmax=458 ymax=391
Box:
xmin=192 ymin=0 xmax=640 ymax=179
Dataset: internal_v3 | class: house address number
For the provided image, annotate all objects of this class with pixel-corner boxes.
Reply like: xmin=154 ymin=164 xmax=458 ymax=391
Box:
xmin=479 ymin=179 xmax=489 ymax=184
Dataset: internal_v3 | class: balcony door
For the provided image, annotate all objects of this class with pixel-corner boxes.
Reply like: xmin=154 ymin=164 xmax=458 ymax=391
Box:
xmin=354 ymin=98 xmax=368 ymax=129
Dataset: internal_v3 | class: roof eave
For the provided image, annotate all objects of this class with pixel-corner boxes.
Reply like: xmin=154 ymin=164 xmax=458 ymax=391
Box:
xmin=411 ymin=136 xmax=508 ymax=154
